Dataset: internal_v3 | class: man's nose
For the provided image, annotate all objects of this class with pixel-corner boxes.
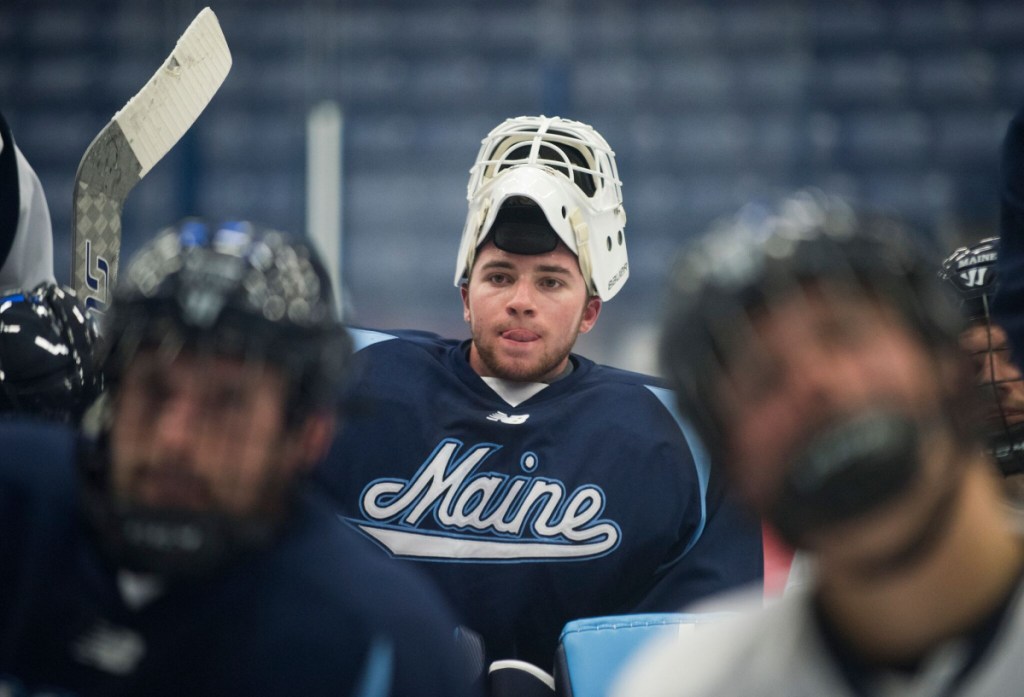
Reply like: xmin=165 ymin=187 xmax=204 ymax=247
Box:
xmin=506 ymin=279 xmax=536 ymax=315
xmin=788 ymin=346 xmax=851 ymax=413
xmin=152 ymin=394 xmax=197 ymax=456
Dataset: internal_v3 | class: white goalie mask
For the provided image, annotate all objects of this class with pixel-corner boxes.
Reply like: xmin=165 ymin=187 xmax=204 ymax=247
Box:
xmin=454 ymin=116 xmax=629 ymax=301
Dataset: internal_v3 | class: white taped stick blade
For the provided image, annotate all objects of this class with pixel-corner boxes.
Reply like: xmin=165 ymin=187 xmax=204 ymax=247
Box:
xmin=72 ymin=6 xmax=231 ymax=313
xmin=114 ymin=7 xmax=232 ymax=177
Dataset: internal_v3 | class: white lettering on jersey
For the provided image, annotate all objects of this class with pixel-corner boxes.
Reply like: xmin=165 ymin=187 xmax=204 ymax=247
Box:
xmin=351 ymin=439 xmax=621 ymax=561
xmin=486 ymin=411 xmax=530 ymax=424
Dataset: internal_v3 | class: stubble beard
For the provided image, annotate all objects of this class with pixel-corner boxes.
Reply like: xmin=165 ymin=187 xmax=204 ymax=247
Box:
xmin=472 ymin=329 xmax=577 ymax=383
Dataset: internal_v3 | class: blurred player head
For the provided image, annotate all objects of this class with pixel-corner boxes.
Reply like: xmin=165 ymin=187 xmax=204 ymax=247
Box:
xmin=940 ymin=237 xmax=1024 ymax=500
xmin=80 ymin=219 xmax=351 ymax=577
xmin=454 ymin=116 xmax=625 ymax=382
xmin=0 ymin=282 xmax=101 ymax=422
xmin=661 ymin=190 xmax=984 ymax=580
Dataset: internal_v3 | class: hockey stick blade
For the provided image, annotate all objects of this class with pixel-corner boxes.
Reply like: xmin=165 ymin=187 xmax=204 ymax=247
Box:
xmin=72 ymin=7 xmax=231 ymax=312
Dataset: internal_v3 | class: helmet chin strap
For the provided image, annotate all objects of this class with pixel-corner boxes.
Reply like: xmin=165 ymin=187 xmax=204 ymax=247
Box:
xmin=842 ymin=459 xmax=964 ymax=583
xmin=569 ymin=208 xmax=597 ymax=297
xmin=771 ymin=408 xmax=969 ymax=584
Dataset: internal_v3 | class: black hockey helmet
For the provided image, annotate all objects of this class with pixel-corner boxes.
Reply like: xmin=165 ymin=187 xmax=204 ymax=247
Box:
xmin=940 ymin=237 xmax=1024 ymax=475
xmin=80 ymin=219 xmax=351 ymax=577
xmin=0 ymin=282 xmax=101 ymax=422
xmin=95 ymin=219 xmax=349 ymax=423
xmin=659 ymin=190 xmax=975 ymax=549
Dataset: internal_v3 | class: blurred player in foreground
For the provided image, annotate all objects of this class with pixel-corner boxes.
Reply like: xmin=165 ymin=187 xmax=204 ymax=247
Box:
xmin=315 ymin=115 xmax=763 ymax=674
xmin=942 ymin=237 xmax=1024 ymax=503
xmin=0 ymin=220 xmax=473 ymax=697
xmin=614 ymin=191 xmax=1024 ymax=697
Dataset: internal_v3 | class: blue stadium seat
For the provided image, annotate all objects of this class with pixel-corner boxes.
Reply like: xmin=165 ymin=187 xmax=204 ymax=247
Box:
xmin=809 ymin=2 xmax=887 ymax=46
xmin=892 ymin=2 xmax=973 ymax=46
xmin=195 ymin=169 xmax=299 ymax=231
xmin=651 ymin=56 xmax=736 ymax=108
xmin=637 ymin=6 xmax=718 ymax=54
xmin=978 ymin=1 xmax=1024 ymax=45
xmin=335 ymin=57 xmax=411 ymax=107
xmin=748 ymin=114 xmax=805 ymax=167
xmin=572 ymin=58 xmax=648 ymax=114
xmin=814 ymin=52 xmax=909 ymax=105
xmin=407 ymin=58 xmax=489 ymax=106
xmin=840 ymin=109 xmax=931 ymax=165
xmin=862 ymin=170 xmax=955 ymax=223
xmin=554 ymin=613 xmax=733 ymax=697
xmin=734 ymin=51 xmax=811 ymax=106
xmin=202 ymin=110 xmax=303 ymax=167
xmin=22 ymin=57 xmax=98 ymax=105
xmin=933 ymin=110 xmax=1008 ymax=164
xmin=669 ymin=113 xmax=751 ymax=164
xmin=719 ymin=4 xmax=806 ymax=48
xmin=25 ymin=9 xmax=96 ymax=52
xmin=911 ymin=50 xmax=996 ymax=105
xmin=105 ymin=9 xmax=163 ymax=50
xmin=998 ymin=54 xmax=1024 ymax=107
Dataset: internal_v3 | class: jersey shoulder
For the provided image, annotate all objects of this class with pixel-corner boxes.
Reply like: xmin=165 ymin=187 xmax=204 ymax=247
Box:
xmin=275 ymin=494 xmax=471 ymax=693
xmin=574 ymin=359 xmax=689 ymax=429
xmin=0 ymin=417 xmax=77 ymax=504
xmin=270 ymin=491 xmax=463 ymax=636
xmin=347 ymin=326 xmax=459 ymax=355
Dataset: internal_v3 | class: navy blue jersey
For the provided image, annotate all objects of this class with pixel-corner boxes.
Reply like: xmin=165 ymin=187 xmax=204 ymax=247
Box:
xmin=316 ymin=329 xmax=764 ymax=668
xmin=0 ymin=418 xmax=473 ymax=697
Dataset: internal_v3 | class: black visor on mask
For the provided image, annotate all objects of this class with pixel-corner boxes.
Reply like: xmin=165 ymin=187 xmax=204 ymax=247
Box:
xmin=485 ymin=199 xmax=561 ymax=256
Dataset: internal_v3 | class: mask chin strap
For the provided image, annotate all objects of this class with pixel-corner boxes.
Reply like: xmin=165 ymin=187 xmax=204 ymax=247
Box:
xmin=569 ymin=209 xmax=598 ymax=297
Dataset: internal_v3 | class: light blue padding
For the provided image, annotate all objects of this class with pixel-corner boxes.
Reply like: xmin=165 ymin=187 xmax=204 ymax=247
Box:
xmin=645 ymin=385 xmax=711 ymax=555
xmin=352 ymin=636 xmax=394 ymax=697
xmin=559 ymin=613 xmax=729 ymax=697
xmin=348 ymin=327 xmax=398 ymax=352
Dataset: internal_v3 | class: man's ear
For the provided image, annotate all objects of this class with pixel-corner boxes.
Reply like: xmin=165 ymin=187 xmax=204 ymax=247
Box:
xmin=579 ymin=296 xmax=602 ymax=334
xmin=461 ymin=282 xmax=471 ymax=323
xmin=292 ymin=412 xmax=337 ymax=473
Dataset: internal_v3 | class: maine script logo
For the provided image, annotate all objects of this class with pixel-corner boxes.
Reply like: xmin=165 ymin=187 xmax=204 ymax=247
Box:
xmin=348 ymin=438 xmax=621 ymax=562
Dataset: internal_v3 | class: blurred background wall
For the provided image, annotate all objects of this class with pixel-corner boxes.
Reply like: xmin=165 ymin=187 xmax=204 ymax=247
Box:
xmin=3 ymin=0 xmax=1021 ymax=373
